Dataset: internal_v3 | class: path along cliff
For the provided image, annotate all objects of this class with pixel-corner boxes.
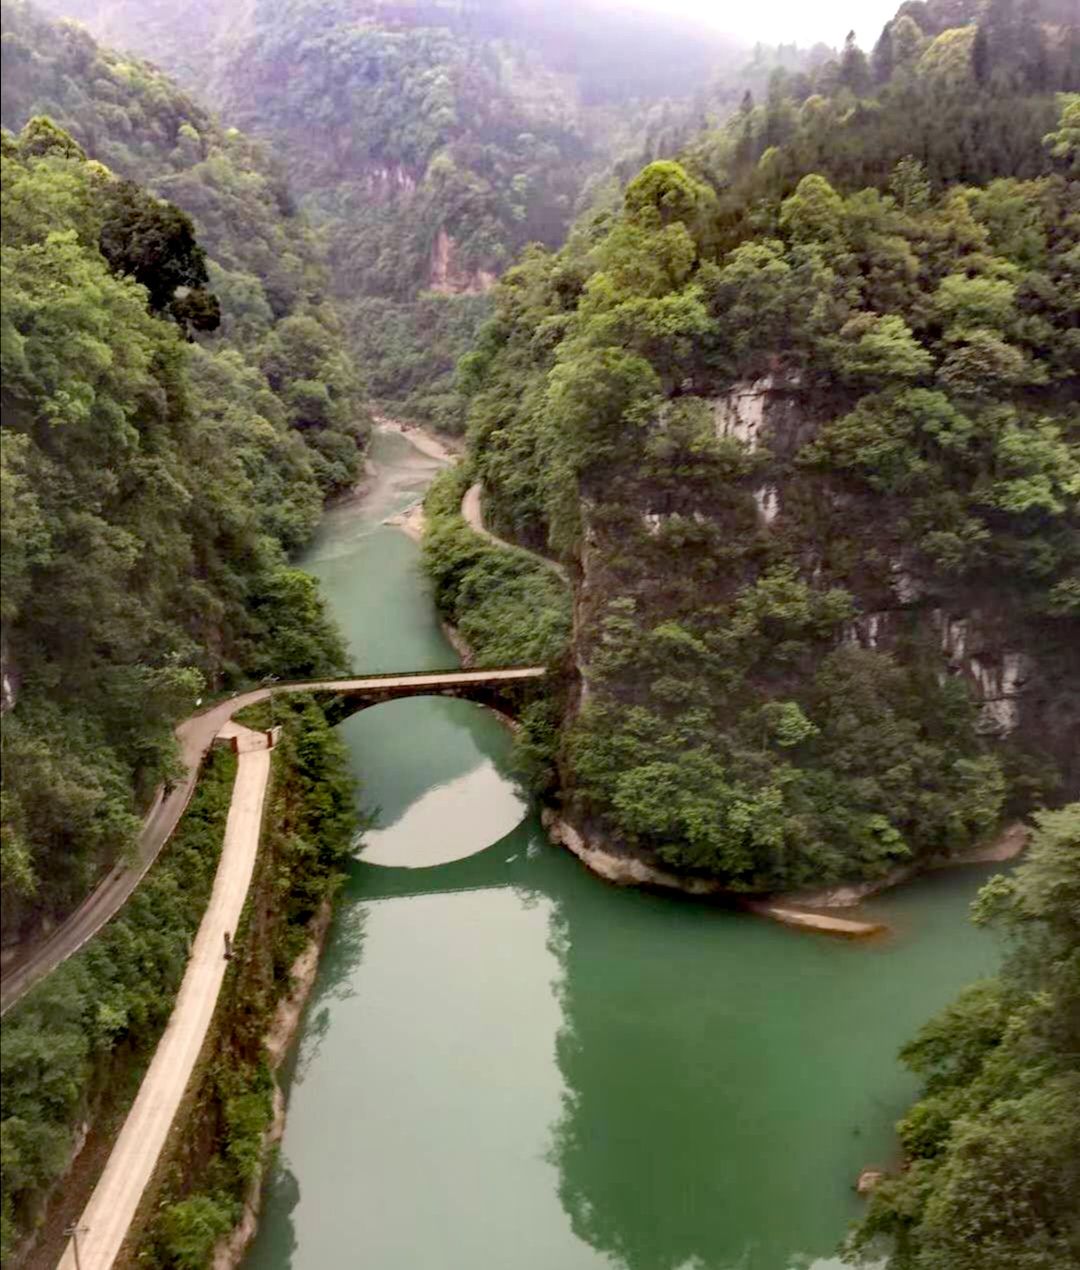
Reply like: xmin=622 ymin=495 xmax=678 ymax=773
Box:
xmin=58 ymin=720 xmax=272 ymax=1270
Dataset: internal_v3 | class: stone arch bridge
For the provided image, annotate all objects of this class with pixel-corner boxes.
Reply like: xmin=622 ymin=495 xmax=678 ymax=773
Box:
xmin=0 ymin=665 xmax=546 ymax=1014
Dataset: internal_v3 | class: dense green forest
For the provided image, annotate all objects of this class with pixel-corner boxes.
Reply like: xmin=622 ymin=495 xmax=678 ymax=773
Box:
xmin=1 ymin=1 xmax=1077 ymax=1267
xmin=28 ymin=0 xmax=762 ymax=431
xmin=851 ymin=803 xmax=1080 ymax=1268
xmin=0 ymin=103 xmax=358 ymax=943
xmin=459 ymin=0 xmax=1079 ymax=895
xmin=1 ymin=0 xmax=368 ymax=506
xmin=445 ymin=8 xmax=1080 ymax=1264
xmin=0 ymin=700 xmax=355 ymax=1261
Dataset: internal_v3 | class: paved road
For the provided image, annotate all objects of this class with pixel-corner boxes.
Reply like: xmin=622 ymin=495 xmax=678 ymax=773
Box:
xmin=57 ymin=722 xmax=272 ymax=1270
xmin=461 ymin=482 xmax=569 ymax=582
xmin=0 ymin=668 xmax=545 ymax=1015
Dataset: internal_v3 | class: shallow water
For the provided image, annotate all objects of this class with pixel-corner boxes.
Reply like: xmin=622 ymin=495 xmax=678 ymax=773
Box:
xmin=245 ymin=430 xmax=1000 ymax=1270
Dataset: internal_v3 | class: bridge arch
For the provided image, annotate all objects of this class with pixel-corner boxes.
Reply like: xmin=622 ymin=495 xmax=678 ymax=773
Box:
xmin=259 ymin=666 xmax=547 ymax=728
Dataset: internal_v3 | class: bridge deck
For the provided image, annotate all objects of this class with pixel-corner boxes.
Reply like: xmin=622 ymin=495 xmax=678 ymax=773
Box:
xmin=300 ymin=666 xmax=546 ymax=691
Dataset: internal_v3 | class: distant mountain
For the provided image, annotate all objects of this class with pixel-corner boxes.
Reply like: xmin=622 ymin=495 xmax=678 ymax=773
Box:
xmin=28 ymin=0 xmax=763 ymax=428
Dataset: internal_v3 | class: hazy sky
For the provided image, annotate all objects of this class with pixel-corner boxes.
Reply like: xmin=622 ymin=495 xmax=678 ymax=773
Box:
xmin=598 ymin=0 xmax=901 ymax=48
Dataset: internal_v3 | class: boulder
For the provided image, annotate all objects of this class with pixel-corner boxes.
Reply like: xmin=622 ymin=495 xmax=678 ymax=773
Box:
xmin=856 ymin=1168 xmax=886 ymax=1195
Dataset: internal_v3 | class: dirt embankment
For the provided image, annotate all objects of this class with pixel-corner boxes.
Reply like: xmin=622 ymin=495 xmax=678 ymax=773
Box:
xmin=372 ymin=414 xmax=460 ymax=463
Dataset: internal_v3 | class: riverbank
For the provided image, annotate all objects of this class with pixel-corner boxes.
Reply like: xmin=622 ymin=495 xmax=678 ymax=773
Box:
xmin=241 ymin=420 xmax=1008 ymax=1270
xmin=541 ymin=810 xmax=886 ymax=937
xmin=372 ymin=413 xmax=460 ymax=464
xmin=779 ymin=820 xmax=1030 ymax=909
xmin=212 ymin=898 xmax=335 ymax=1270
xmin=540 ymin=807 xmax=1029 ymax=936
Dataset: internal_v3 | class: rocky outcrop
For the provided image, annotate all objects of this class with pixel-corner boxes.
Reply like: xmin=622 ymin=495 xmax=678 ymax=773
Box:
xmin=752 ymin=484 xmax=780 ymax=525
xmin=360 ymin=162 xmax=417 ymax=201
xmin=1 ymin=629 xmax=17 ymax=715
xmin=856 ymin=1168 xmax=886 ymax=1195
xmin=428 ymin=226 xmax=496 ymax=295
xmin=783 ymin=821 xmax=1030 ymax=909
xmin=840 ymin=608 xmax=1035 ymax=739
xmin=707 ymin=370 xmax=815 ymax=456
xmin=559 ymin=367 xmax=1078 ymax=905
xmin=542 ymin=810 xmax=883 ymax=936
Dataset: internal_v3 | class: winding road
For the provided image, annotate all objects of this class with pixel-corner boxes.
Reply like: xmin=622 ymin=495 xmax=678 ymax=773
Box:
xmin=461 ymin=481 xmax=569 ymax=583
xmin=34 ymin=670 xmax=541 ymax=1269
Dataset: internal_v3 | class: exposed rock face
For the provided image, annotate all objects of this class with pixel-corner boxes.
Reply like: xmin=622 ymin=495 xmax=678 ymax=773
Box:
xmin=428 ymin=226 xmax=497 ymax=295
xmin=933 ymin=611 xmax=1033 ymax=737
xmin=707 ymin=371 xmax=812 ymax=456
xmin=712 ymin=369 xmax=1072 ymax=763
xmin=0 ymin=630 xmax=16 ymax=715
xmin=542 ymin=811 xmax=884 ymax=935
xmin=361 ymin=161 xmax=417 ymax=201
xmin=839 ymin=608 xmax=1034 ymax=739
xmin=856 ymin=1168 xmax=886 ymax=1195
xmin=566 ymin=368 xmax=1080 ymax=855
xmin=753 ymin=484 xmax=780 ymax=525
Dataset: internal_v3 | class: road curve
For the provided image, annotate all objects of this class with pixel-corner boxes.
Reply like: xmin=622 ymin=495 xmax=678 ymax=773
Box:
xmin=57 ymin=722 xmax=272 ymax=1270
xmin=461 ymin=482 xmax=569 ymax=583
xmin=0 ymin=667 xmax=545 ymax=1015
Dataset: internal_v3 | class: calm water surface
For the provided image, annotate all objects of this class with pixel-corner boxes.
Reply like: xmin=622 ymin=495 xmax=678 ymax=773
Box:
xmin=245 ymin=430 xmax=1000 ymax=1270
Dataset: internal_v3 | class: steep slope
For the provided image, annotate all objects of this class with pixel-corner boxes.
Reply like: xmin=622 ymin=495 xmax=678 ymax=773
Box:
xmin=1 ymin=0 xmax=369 ymax=512
xmin=458 ymin=0 xmax=1080 ymax=893
xmin=0 ymin=114 xmax=352 ymax=948
xmin=851 ymin=804 xmax=1080 ymax=1269
xmin=29 ymin=0 xmax=754 ymax=429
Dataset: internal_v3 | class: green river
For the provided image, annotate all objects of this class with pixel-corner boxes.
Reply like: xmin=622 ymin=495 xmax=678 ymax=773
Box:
xmin=245 ymin=429 xmax=1001 ymax=1270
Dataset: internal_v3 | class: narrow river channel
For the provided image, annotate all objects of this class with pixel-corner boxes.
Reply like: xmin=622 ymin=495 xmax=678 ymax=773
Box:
xmin=245 ymin=428 xmax=1002 ymax=1270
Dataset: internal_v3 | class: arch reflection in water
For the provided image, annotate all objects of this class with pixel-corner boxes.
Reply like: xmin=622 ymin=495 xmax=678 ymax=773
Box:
xmin=246 ymin=425 xmax=995 ymax=1270
xmin=341 ymin=696 xmax=529 ymax=868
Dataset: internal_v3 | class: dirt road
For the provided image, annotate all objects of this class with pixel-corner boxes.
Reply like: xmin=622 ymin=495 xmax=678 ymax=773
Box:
xmin=461 ymin=482 xmax=569 ymax=582
xmin=57 ymin=723 xmax=272 ymax=1270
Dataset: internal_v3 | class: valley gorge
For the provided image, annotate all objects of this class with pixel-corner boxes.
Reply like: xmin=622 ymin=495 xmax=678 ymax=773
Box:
xmin=1 ymin=1 xmax=1078 ymax=1268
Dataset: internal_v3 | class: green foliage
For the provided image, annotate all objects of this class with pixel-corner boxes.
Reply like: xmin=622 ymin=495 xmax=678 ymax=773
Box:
xmin=423 ymin=466 xmax=572 ymax=670
xmin=0 ymin=0 xmax=369 ymax=497
xmin=344 ymin=292 xmax=489 ymax=433
xmin=0 ymin=748 xmax=236 ymax=1259
xmin=850 ymin=805 xmax=1080 ymax=1270
xmin=0 ymin=124 xmax=347 ymax=939
xmin=421 ymin=465 xmax=570 ymax=793
xmin=141 ymin=697 xmax=356 ymax=1268
xmin=458 ymin=17 xmax=1079 ymax=893
xmin=97 ymin=177 xmax=218 ymax=331
xmin=152 ymin=1195 xmax=236 ymax=1270
xmin=1043 ymin=92 xmax=1080 ymax=173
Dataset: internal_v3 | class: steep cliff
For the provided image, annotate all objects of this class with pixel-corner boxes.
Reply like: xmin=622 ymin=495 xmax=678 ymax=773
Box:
xmin=458 ymin=7 xmax=1079 ymax=893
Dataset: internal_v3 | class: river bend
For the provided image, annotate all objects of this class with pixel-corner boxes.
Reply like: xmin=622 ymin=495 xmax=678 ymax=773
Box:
xmin=244 ymin=429 xmax=999 ymax=1270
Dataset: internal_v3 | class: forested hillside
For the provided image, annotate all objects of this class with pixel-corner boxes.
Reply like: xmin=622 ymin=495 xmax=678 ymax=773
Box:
xmin=0 ymin=105 xmax=358 ymax=944
xmin=457 ymin=0 xmax=1080 ymax=894
xmin=850 ymin=803 xmax=1079 ymax=1268
xmin=29 ymin=0 xmax=757 ymax=429
xmin=1 ymin=0 xmax=368 ymax=511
